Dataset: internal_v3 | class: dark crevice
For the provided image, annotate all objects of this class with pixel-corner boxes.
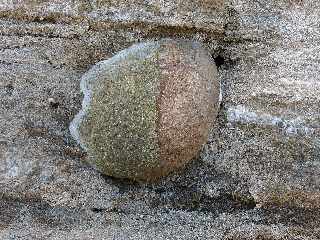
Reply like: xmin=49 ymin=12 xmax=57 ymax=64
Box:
xmin=32 ymin=16 xmax=57 ymax=24
xmin=49 ymin=98 xmax=60 ymax=109
xmin=214 ymin=55 xmax=225 ymax=68
xmin=101 ymin=174 xmax=140 ymax=194
xmin=4 ymin=83 xmax=14 ymax=96
xmin=149 ymin=184 xmax=256 ymax=214
xmin=0 ymin=32 xmax=80 ymax=40
xmin=91 ymin=208 xmax=106 ymax=213
xmin=91 ymin=207 xmax=126 ymax=214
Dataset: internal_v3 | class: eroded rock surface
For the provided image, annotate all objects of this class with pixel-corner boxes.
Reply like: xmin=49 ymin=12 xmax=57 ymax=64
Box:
xmin=0 ymin=0 xmax=319 ymax=239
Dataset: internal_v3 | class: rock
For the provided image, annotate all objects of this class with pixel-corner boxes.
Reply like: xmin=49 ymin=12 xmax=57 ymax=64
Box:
xmin=215 ymin=0 xmax=320 ymax=209
xmin=1 ymin=0 xmax=320 ymax=239
xmin=70 ymin=39 xmax=220 ymax=181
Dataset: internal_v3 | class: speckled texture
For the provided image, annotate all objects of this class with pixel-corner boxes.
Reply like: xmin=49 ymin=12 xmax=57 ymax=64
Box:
xmin=157 ymin=40 xmax=220 ymax=177
xmin=71 ymin=39 xmax=220 ymax=181
xmin=1 ymin=0 xmax=320 ymax=239
xmin=74 ymin=41 xmax=161 ymax=180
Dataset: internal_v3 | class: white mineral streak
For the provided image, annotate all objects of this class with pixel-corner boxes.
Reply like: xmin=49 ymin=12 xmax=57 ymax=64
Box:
xmin=219 ymin=83 xmax=223 ymax=104
xmin=6 ymin=159 xmax=18 ymax=178
xmin=227 ymin=105 xmax=315 ymax=136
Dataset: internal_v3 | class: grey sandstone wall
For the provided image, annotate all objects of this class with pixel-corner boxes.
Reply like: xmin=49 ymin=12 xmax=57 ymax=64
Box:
xmin=0 ymin=0 xmax=319 ymax=239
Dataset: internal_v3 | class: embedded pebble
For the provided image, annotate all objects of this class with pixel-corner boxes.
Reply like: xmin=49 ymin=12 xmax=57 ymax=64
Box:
xmin=70 ymin=39 xmax=220 ymax=181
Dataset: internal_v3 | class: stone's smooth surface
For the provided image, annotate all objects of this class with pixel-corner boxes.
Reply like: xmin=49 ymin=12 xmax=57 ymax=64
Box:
xmin=1 ymin=0 xmax=320 ymax=239
xmin=156 ymin=40 xmax=220 ymax=180
xmin=70 ymin=39 xmax=220 ymax=181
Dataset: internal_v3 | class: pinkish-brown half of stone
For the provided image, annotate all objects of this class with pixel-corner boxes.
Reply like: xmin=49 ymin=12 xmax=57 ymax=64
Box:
xmin=156 ymin=40 xmax=220 ymax=176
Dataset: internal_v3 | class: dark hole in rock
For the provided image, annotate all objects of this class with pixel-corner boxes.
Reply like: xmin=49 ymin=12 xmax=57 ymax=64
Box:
xmin=5 ymin=84 xmax=14 ymax=96
xmin=49 ymin=98 xmax=60 ymax=109
xmin=91 ymin=208 xmax=105 ymax=213
xmin=101 ymin=174 xmax=139 ymax=193
xmin=33 ymin=16 xmax=57 ymax=24
xmin=214 ymin=55 xmax=225 ymax=68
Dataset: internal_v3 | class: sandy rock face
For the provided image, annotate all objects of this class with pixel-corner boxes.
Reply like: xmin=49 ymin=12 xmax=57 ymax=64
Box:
xmin=1 ymin=0 xmax=320 ymax=239
xmin=70 ymin=39 xmax=220 ymax=181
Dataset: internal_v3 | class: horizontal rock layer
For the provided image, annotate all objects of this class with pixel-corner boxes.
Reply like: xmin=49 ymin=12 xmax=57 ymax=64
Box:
xmin=0 ymin=0 xmax=319 ymax=239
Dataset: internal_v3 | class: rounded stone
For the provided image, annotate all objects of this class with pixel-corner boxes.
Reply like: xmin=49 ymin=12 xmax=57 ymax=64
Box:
xmin=70 ymin=39 xmax=220 ymax=181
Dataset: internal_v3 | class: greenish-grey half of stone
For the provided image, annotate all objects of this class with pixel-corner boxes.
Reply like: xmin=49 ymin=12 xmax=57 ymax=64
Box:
xmin=70 ymin=42 xmax=162 ymax=180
